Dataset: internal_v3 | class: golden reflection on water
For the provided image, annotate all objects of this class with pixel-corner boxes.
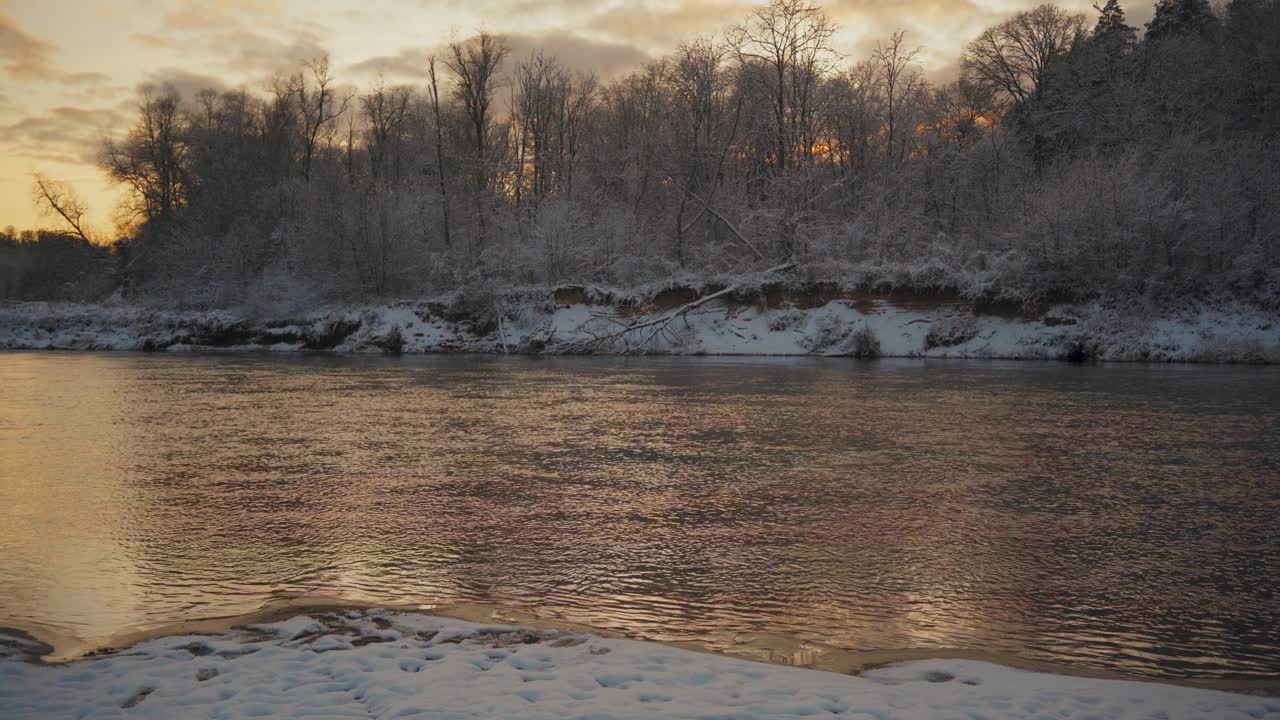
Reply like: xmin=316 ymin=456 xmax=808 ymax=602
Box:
xmin=0 ymin=355 xmax=150 ymax=636
xmin=0 ymin=353 xmax=1278 ymax=682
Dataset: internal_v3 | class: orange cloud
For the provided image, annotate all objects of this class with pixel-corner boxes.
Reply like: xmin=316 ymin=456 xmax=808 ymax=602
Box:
xmin=0 ymin=10 xmax=56 ymax=80
xmin=348 ymin=31 xmax=651 ymax=82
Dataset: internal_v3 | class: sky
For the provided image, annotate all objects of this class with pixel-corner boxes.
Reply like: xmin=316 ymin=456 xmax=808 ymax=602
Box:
xmin=0 ymin=0 xmax=1153 ymax=233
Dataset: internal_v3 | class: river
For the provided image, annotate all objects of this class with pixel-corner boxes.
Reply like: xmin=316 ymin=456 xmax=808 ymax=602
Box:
xmin=0 ymin=353 xmax=1276 ymax=683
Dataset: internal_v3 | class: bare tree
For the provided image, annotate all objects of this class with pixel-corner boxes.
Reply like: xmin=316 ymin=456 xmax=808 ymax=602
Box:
xmin=446 ymin=32 xmax=511 ymax=170
xmin=729 ymin=0 xmax=838 ymax=174
xmin=873 ymin=31 xmax=926 ymax=163
xmin=445 ymin=31 xmax=511 ymax=252
xmin=827 ymin=59 xmax=883 ymax=179
xmin=427 ymin=56 xmax=453 ymax=249
xmin=263 ymin=77 xmax=298 ymax=180
xmin=360 ymin=76 xmax=411 ymax=181
xmin=662 ymin=38 xmax=747 ymax=265
xmin=31 ymin=175 xmax=94 ymax=245
xmin=101 ymin=86 xmax=188 ymax=223
xmin=961 ymin=3 xmax=1089 ymax=106
xmin=561 ymin=72 xmax=597 ymax=201
xmin=295 ymin=55 xmax=351 ymax=182
xmin=512 ymin=51 xmax=568 ymax=206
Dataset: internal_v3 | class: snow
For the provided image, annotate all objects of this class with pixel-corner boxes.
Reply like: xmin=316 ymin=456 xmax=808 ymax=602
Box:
xmin=248 ymin=615 xmax=327 ymax=640
xmin=1 ymin=293 xmax=1276 ymax=362
xmin=491 ymin=295 xmax=1274 ymax=361
xmin=1 ymin=610 xmax=1274 ymax=719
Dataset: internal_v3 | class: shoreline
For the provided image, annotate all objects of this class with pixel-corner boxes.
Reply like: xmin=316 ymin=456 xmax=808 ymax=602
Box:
xmin=2 ymin=606 xmax=1277 ymax=720
xmin=5 ymin=598 xmax=1278 ymax=697
xmin=7 ymin=345 xmax=1280 ymax=364
xmin=2 ymin=292 xmax=1277 ymax=363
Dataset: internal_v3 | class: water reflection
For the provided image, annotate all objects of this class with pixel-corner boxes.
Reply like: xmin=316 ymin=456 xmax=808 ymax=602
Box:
xmin=0 ymin=354 xmax=1277 ymax=681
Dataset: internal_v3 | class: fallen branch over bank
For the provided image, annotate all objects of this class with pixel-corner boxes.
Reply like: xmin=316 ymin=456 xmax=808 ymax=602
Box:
xmin=552 ymin=262 xmax=795 ymax=355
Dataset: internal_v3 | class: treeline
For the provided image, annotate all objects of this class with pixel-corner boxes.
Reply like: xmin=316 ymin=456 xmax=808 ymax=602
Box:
xmin=15 ymin=0 xmax=1280 ymax=309
xmin=0 ymin=229 xmax=116 ymax=301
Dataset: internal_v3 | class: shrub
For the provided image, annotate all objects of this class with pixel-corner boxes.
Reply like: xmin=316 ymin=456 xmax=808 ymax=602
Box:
xmin=925 ymin=316 xmax=979 ymax=349
xmin=380 ymin=323 xmax=405 ymax=354
xmin=802 ymin=311 xmax=847 ymax=354
xmin=768 ymin=308 xmax=807 ymax=332
xmin=445 ymin=282 xmax=497 ymax=334
xmin=305 ymin=317 xmax=361 ymax=349
xmin=848 ymin=324 xmax=881 ymax=358
xmin=1062 ymin=335 xmax=1099 ymax=362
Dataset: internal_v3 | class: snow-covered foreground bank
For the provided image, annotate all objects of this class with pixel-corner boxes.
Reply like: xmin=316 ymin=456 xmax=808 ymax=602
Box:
xmin=2 ymin=610 xmax=1275 ymax=720
xmin=2 ymin=290 xmax=1277 ymax=362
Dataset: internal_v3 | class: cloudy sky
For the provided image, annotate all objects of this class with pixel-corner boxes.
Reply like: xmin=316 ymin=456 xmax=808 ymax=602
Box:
xmin=1 ymin=0 xmax=1150 ymax=232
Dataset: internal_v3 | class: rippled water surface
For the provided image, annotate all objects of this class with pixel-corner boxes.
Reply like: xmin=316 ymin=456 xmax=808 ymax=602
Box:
xmin=1 ymin=353 xmax=1277 ymax=681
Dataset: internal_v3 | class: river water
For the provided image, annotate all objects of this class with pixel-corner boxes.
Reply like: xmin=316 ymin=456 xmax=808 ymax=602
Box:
xmin=0 ymin=353 xmax=1276 ymax=682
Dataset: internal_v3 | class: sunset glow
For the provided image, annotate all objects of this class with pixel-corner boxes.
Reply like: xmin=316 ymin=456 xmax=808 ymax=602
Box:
xmin=0 ymin=0 xmax=1145 ymax=232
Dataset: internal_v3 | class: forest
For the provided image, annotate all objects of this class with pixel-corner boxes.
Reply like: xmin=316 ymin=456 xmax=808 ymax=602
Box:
xmin=3 ymin=0 xmax=1278 ymax=311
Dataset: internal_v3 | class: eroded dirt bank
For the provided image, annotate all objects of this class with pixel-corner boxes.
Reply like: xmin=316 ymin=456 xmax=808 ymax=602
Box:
xmin=1 ymin=282 xmax=1276 ymax=362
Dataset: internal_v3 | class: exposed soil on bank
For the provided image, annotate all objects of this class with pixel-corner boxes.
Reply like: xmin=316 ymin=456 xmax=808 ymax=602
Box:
xmin=1 ymin=282 xmax=1276 ymax=362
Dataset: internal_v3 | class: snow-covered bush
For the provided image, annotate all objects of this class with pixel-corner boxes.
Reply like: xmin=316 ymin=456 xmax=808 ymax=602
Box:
xmin=445 ymin=282 xmax=498 ymax=333
xmin=307 ymin=317 xmax=361 ymax=349
xmin=847 ymin=324 xmax=881 ymax=359
xmin=925 ymin=316 xmax=979 ymax=349
xmin=768 ymin=309 xmax=806 ymax=332
xmin=380 ymin=323 xmax=405 ymax=354
xmin=799 ymin=312 xmax=881 ymax=357
xmin=802 ymin=311 xmax=850 ymax=354
xmin=1062 ymin=334 xmax=1100 ymax=362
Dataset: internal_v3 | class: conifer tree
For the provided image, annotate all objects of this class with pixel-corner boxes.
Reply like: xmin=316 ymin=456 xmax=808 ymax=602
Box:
xmin=1145 ymin=0 xmax=1216 ymax=41
xmin=1093 ymin=0 xmax=1137 ymax=46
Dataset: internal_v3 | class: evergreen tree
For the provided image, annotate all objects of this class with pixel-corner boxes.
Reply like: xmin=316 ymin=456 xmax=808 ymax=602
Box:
xmin=1222 ymin=0 xmax=1280 ymax=133
xmin=1145 ymin=0 xmax=1217 ymax=41
xmin=1091 ymin=0 xmax=1138 ymax=71
xmin=1093 ymin=0 xmax=1138 ymax=46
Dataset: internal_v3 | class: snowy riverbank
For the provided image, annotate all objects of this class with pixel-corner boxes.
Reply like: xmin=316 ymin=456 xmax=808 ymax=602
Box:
xmin=2 ymin=609 xmax=1276 ymax=719
xmin=2 ymin=287 xmax=1277 ymax=362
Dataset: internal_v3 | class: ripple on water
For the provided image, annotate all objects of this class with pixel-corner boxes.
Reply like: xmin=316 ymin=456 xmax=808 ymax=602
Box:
xmin=0 ymin=354 xmax=1277 ymax=682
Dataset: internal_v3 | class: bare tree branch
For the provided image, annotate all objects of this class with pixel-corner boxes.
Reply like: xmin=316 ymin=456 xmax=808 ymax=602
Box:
xmin=31 ymin=174 xmax=94 ymax=245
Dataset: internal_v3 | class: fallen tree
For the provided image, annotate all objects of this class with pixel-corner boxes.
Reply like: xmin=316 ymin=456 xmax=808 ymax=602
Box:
xmin=550 ymin=262 xmax=795 ymax=354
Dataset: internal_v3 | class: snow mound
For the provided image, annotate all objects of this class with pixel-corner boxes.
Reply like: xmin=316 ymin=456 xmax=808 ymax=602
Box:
xmin=0 ymin=610 xmax=1274 ymax=719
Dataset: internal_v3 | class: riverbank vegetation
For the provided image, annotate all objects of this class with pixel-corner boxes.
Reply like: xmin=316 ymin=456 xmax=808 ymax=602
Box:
xmin=4 ymin=0 xmax=1278 ymax=313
